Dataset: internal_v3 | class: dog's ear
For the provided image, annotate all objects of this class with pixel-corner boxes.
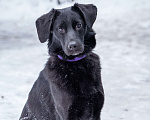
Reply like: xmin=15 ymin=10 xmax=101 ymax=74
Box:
xmin=74 ymin=3 xmax=97 ymax=28
xmin=36 ymin=9 xmax=56 ymax=43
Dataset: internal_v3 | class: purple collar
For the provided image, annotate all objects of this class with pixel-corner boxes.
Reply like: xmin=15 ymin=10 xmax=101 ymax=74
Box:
xmin=57 ymin=55 xmax=86 ymax=62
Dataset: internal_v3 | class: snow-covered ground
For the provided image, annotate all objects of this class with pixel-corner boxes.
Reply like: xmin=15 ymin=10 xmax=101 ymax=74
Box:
xmin=0 ymin=0 xmax=150 ymax=120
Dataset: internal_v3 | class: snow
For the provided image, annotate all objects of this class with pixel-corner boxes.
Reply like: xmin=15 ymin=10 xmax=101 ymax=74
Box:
xmin=0 ymin=0 xmax=150 ymax=120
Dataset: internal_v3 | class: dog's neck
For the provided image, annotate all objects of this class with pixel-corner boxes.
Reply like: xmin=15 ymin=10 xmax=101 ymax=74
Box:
xmin=57 ymin=55 xmax=86 ymax=62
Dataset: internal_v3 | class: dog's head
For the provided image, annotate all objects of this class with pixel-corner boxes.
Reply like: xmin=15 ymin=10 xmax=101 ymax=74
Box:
xmin=36 ymin=3 xmax=97 ymax=58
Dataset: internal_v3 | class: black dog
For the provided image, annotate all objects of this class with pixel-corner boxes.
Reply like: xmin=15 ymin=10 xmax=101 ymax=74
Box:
xmin=20 ymin=3 xmax=104 ymax=120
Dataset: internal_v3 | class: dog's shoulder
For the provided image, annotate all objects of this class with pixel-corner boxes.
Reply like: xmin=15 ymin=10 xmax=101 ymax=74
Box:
xmin=88 ymin=52 xmax=100 ymax=61
xmin=87 ymin=52 xmax=101 ymax=68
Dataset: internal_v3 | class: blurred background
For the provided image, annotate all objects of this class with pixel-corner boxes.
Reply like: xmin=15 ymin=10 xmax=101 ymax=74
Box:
xmin=0 ymin=0 xmax=150 ymax=120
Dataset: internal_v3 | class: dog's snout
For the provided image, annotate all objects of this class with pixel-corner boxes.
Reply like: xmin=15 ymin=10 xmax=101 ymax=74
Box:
xmin=66 ymin=40 xmax=84 ymax=56
xmin=68 ymin=41 xmax=78 ymax=51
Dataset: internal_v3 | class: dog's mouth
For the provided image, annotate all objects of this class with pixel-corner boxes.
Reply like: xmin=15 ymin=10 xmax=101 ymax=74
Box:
xmin=58 ymin=48 xmax=85 ymax=61
xmin=64 ymin=42 xmax=84 ymax=56
xmin=67 ymin=50 xmax=83 ymax=56
xmin=64 ymin=49 xmax=84 ymax=56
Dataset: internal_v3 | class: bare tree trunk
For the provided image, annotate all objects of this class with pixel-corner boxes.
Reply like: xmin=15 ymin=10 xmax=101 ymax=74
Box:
xmin=67 ymin=0 xmax=75 ymax=2
xmin=57 ymin=0 xmax=61 ymax=4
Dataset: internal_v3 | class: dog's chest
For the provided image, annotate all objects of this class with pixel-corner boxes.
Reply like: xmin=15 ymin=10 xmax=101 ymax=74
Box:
xmin=49 ymin=65 xmax=99 ymax=119
xmin=42 ymin=55 xmax=102 ymax=119
xmin=49 ymin=61 xmax=99 ymax=95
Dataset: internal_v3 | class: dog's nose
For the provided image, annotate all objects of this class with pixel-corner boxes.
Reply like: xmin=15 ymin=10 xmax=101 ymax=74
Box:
xmin=68 ymin=41 xmax=78 ymax=51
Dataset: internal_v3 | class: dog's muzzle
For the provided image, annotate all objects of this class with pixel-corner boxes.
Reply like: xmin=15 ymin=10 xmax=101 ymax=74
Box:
xmin=65 ymin=40 xmax=84 ymax=56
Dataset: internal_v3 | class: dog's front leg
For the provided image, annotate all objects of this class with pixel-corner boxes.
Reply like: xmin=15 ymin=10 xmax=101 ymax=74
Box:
xmin=68 ymin=92 xmax=103 ymax=120
xmin=68 ymin=96 xmax=95 ymax=120
xmin=50 ymin=82 xmax=73 ymax=120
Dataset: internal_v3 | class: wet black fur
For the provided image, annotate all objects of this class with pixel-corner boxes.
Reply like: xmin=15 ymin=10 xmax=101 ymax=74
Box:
xmin=20 ymin=3 xmax=104 ymax=120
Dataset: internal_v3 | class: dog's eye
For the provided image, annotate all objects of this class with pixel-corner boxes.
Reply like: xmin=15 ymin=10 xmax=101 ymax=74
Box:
xmin=58 ymin=27 xmax=65 ymax=34
xmin=76 ymin=23 xmax=82 ymax=30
